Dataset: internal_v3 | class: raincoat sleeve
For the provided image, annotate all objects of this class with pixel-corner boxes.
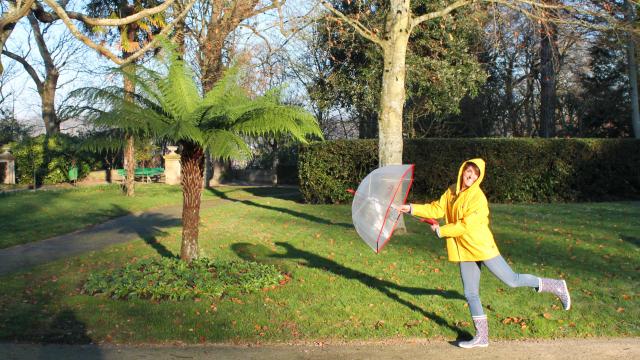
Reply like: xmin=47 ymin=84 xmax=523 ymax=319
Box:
xmin=411 ymin=189 xmax=449 ymax=219
xmin=439 ymin=191 xmax=489 ymax=238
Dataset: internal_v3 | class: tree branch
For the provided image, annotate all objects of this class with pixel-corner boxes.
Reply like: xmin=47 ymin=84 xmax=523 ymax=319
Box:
xmin=319 ymin=0 xmax=383 ymax=47
xmin=39 ymin=0 xmax=178 ymax=26
xmin=45 ymin=0 xmax=197 ymax=66
xmin=411 ymin=0 xmax=472 ymax=29
xmin=1 ymin=50 xmax=43 ymax=92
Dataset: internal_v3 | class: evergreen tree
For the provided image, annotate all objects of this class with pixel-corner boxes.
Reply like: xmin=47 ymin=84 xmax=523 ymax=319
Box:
xmin=580 ymin=33 xmax=632 ymax=137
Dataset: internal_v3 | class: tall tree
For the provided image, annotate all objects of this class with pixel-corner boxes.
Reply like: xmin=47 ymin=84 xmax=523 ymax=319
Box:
xmin=625 ymin=0 xmax=639 ymax=138
xmin=316 ymin=1 xmax=485 ymax=140
xmin=320 ymin=1 xmax=631 ymax=165
xmin=579 ymin=32 xmax=632 ymax=137
xmin=72 ymin=45 xmax=322 ymax=262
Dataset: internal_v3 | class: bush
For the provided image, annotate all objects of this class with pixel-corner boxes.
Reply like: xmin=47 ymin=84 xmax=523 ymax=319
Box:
xmin=10 ymin=134 xmax=99 ymax=185
xmin=83 ymin=257 xmax=285 ymax=301
xmin=299 ymin=140 xmax=378 ymax=203
xmin=298 ymin=138 xmax=640 ymax=203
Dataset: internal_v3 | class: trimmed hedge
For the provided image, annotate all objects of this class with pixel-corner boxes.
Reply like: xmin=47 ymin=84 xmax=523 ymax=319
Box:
xmin=298 ymin=138 xmax=640 ymax=204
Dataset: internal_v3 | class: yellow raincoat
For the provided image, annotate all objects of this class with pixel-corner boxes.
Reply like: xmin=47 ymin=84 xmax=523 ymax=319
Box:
xmin=411 ymin=158 xmax=500 ymax=262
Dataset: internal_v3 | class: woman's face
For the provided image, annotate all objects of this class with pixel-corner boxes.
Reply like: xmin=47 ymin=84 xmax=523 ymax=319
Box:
xmin=461 ymin=166 xmax=479 ymax=189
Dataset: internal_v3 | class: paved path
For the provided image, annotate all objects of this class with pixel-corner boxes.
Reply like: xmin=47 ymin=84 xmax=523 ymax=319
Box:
xmin=0 ymin=189 xmax=299 ymax=275
xmin=2 ymin=338 xmax=638 ymax=359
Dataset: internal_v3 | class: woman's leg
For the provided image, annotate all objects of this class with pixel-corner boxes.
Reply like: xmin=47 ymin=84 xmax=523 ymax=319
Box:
xmin=483 ymin=255 xmax=571 ymax=310
xmin=459 ymin=261 xmax=484 ymax=317
xmin=482 ymin=255 xmax=539 ymax=288
xmin=459 ymin=261 xmax=489 ymax=348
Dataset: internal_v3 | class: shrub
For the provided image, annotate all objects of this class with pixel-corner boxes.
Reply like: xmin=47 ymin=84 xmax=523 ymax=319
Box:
xmin=298 ymin=138 xmax=640 ymax=203
xmin=10 ymin=134 xmax=99 ymax=185
xmin=83 ymin=257 xmax=285 ymax=301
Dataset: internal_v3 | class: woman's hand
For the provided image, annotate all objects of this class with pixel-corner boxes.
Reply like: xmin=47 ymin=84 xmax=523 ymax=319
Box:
xmin=395 ymin=204 xmax=411 ymax=214
xmin=430 ymin=223 xmax=440 ymax=232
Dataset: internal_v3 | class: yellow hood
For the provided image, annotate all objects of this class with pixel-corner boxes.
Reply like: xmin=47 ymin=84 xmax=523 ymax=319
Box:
xmin=456 ymin=158 xmax=486 ymax=195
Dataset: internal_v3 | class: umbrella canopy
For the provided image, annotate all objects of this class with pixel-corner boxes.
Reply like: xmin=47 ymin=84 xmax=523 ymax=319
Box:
xmin=351 ymin=164 xmax=415 ymax=253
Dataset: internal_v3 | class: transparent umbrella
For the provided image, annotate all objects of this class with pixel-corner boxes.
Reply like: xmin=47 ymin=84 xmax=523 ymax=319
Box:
xmin=350 ymin=164 xmax=415 ymax=253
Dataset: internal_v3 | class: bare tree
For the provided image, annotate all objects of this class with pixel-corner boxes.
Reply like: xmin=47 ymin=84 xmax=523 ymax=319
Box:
xmin=0 ymin=0 xmax=194 ymax=75
xmin=1 ymin=13 xmax=85 ymax=135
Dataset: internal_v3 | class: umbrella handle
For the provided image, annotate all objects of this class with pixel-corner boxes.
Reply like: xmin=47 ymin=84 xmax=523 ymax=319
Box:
xmin=419 ymin=218 xmax=438 ymax=226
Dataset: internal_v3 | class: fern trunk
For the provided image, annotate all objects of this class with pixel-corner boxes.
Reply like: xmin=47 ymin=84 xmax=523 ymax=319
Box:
xmin=180 ymin=141 xmax=204 ymax=262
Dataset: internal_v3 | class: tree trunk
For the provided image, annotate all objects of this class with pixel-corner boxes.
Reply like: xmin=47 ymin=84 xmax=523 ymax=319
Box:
xmin=378 ymin=0 xmax=410 ymax=167
xmin=539 ymin=15 xmax=558 ymax=138
xmin=121 ymin=5 xmax=138 ymax=196
xmin=271 ymin=139 xmax=278 ymax=187
xmin=180 ymin=141 xmax=204 ymax=262
xmin=123 ymin=63 xmax=136 ymax=197
xmin=626 ymin=0 xmax=640 ymax=138
xmin=41 ymin=71 xmax=59 ymax=135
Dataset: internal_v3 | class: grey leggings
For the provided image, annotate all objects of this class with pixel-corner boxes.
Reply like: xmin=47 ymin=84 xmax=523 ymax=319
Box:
xmin=460 ymin=255 xmax=540 ymax=317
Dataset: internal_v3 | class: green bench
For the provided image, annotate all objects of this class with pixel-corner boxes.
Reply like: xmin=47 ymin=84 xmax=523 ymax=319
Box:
xmin=117 ymin=168 xmax=165 ymax=182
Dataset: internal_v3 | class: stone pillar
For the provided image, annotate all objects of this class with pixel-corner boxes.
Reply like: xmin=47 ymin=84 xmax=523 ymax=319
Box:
xmin=163 ymin=146 xmax=181 ymax=185
xmin=0 ymin=146 xmax=16 ymax=185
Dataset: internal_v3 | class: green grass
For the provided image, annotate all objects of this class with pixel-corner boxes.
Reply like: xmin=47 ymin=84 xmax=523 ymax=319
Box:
xmin=0 ymin=186 xmax=638 ymax=344
xmin=0 ymin=184 xmax=214 ymax=249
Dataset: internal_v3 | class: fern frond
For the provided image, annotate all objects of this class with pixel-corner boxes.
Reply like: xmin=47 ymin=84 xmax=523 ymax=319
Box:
xmin=158 ymin=118 xmax=204 ymax=145
xmin=232 ymin=105 xmax=323 ymax=143
xmin=80 ymin=130 xmax=127 ymax=153
xmin=157 ymin=58 xmax=201 ymax=119
xmin=203 ymin=130 xmax=252 ymax=161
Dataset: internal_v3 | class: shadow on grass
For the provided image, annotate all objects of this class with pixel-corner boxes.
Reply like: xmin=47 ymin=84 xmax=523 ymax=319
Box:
xmin=232 ymin=241 xmax=471 ymax=340
xmin=107 ymin=205 xmax=179 ymax=259
xmin=207 ymin=188 xmax=352 ymax=229
xmin=620 ymin=234 xmax=640 ymax=248
xmin=0 ymin=304 xmax=97 ymax=348
xmin=232 ymin=186 xmax=304 ymax=202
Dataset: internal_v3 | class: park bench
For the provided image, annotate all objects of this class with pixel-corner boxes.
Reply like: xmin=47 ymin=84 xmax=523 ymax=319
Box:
xmin=116 ymin=168 xmax=165 ymax=183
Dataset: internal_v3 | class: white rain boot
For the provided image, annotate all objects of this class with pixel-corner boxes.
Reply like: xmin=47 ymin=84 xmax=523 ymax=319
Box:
xmin=458 ymin=315 xmax=489 ymax=348
xmin=538 ymin=278 xmax=571 ymax=310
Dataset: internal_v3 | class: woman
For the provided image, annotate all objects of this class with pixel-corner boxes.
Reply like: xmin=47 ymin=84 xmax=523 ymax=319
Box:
xmin=397 ymin=158 xmax=570 ymax=348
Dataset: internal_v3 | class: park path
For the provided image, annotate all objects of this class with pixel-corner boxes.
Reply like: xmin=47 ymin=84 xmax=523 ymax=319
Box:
xmin=0 ymin=188 xmax=299 ymax=275
xmin=1 ymin=338 xmax=638 ymax=360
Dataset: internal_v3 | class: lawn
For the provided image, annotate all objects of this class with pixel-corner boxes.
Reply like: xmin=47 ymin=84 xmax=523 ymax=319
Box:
xmin=1 ymin=184 xmax=195 ymax=249
xmin=0 ymin=185 xmax=638 ymax=344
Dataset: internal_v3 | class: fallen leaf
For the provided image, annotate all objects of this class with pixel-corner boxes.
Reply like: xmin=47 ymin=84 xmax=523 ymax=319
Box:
xmin=543 ymin=313 xmax=553 ymax=319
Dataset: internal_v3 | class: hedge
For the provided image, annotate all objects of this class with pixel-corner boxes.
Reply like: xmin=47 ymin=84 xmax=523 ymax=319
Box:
xmin=9 ymin=134 xmax=98 ymax=185
xmin=298 ymin=138 xmax=640 ymax=204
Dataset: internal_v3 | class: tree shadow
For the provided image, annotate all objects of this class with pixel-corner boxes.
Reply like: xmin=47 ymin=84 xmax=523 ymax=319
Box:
xmin=39 ymin=309 xmax=93 ymax=344
xmin=206 ymin=187 xmax=352 ymax=228
xmin=232 ymin=241 xmax=470 ymax=340
xmin=229 ymin=186 xmax=303 ymax=202
xmin=620 ymin=234 xmax=640 ymax=248
xmin=106 ymin=205 xmax=179 ymax=259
